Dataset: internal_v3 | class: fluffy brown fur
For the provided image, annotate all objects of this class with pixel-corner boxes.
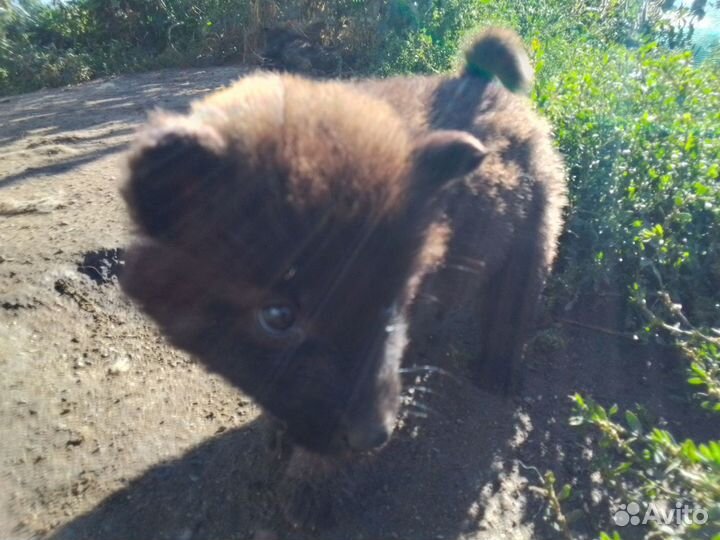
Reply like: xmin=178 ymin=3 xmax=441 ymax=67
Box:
xmin=120 ymin=27 xmax=566 ymax=527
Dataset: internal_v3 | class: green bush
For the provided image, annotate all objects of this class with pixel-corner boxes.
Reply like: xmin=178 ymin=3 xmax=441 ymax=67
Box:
xmin=0 ymin=0 xmax=397 ymax=95
xmin=540 ymin=40 xmax=720 ymax=328
xmin=528 ymin=16 xmax=720 ymax=538
xmin=530 ymin=14 xmax=719 ymax=540
xmin=571 ymin=392 xmax=720 ymax=539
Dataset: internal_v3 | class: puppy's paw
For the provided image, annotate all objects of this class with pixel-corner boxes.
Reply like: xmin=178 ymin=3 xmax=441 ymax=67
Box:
xmin=275 ymin=447 xmax=343 ymax=530
xmin=277 ymin=477 xmax=336 ymax=531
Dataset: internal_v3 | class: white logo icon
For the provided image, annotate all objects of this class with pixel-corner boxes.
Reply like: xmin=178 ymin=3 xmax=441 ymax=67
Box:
xmin=612 ymin=501 xmax=708 ymax=527
xmin=613 ymin=502 xmax=642 ymax=526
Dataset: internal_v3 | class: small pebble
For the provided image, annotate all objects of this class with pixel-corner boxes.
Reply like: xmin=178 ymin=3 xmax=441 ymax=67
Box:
xmin=108 ymin=356 xmax=130 ymax=375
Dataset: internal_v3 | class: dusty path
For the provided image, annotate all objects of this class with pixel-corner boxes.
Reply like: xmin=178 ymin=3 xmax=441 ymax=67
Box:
xmin=0 ymin=67 xmax=709 ymax=540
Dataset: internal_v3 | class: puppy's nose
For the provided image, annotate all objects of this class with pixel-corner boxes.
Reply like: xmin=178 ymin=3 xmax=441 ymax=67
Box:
xmin=345 ymin=423 xmax=392 ymax=452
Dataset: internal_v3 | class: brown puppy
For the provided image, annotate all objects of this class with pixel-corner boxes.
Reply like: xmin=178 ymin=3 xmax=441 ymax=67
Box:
xmin=121 ymin=27 xmax=566 ymax=526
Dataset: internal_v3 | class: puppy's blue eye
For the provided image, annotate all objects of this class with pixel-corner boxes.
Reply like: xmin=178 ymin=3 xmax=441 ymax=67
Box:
xmin=258 ymin=303 xmax=296 ymax=334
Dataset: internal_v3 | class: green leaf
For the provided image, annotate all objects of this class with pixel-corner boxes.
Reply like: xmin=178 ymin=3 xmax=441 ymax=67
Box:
xmin=691 ymin=363 xmax=708 ymax=377
xmin=684 ymin=132 xmax=697 ymax=152
xmin=571 ymin=394 xmax=586 ymax=409
xmin=625 ymin=411 xmax=642 ymax=434
xmin=694 ymin=182 xmax=710 ymax=196
xmin=709 ymin=163 xmax=719 ymax=180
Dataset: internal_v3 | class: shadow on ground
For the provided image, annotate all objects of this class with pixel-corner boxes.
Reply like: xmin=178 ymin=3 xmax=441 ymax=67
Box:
xmin=46 ymin=291 xmax=714 ymax=540
xmin=47 ymin=314 xmax=524 ymax=540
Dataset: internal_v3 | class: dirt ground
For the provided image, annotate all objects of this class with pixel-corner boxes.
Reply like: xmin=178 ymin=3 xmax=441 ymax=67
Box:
xmin=0 ymin=67 xmax=713 ymax=540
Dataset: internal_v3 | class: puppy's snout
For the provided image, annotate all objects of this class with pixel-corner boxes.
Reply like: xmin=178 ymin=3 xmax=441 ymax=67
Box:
xmin=345 ymin=422 xmax=393 ymax=452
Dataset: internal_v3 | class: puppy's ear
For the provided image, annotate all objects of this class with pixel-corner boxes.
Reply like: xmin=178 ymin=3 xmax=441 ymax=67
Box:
xmin=411 ymin=130 xmax=486 ymax=198
xmin=123 ymin=113 xmax=231 ymax=239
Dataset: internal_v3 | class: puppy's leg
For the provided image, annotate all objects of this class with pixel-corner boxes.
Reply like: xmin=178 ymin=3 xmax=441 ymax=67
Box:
xmin=474 ymin=183 xmax=550 ymax=394
xmin=276 ymin=447 xmax=342 ymax=530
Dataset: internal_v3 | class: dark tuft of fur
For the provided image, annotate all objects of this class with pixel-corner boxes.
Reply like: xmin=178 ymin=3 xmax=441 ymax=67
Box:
xmin=464 ymin=28 xmax=533 ymax=94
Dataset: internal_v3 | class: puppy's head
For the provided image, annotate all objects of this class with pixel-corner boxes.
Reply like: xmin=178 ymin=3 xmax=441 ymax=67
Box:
xmin=121 ymin=73 xmax=485 ymax=455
